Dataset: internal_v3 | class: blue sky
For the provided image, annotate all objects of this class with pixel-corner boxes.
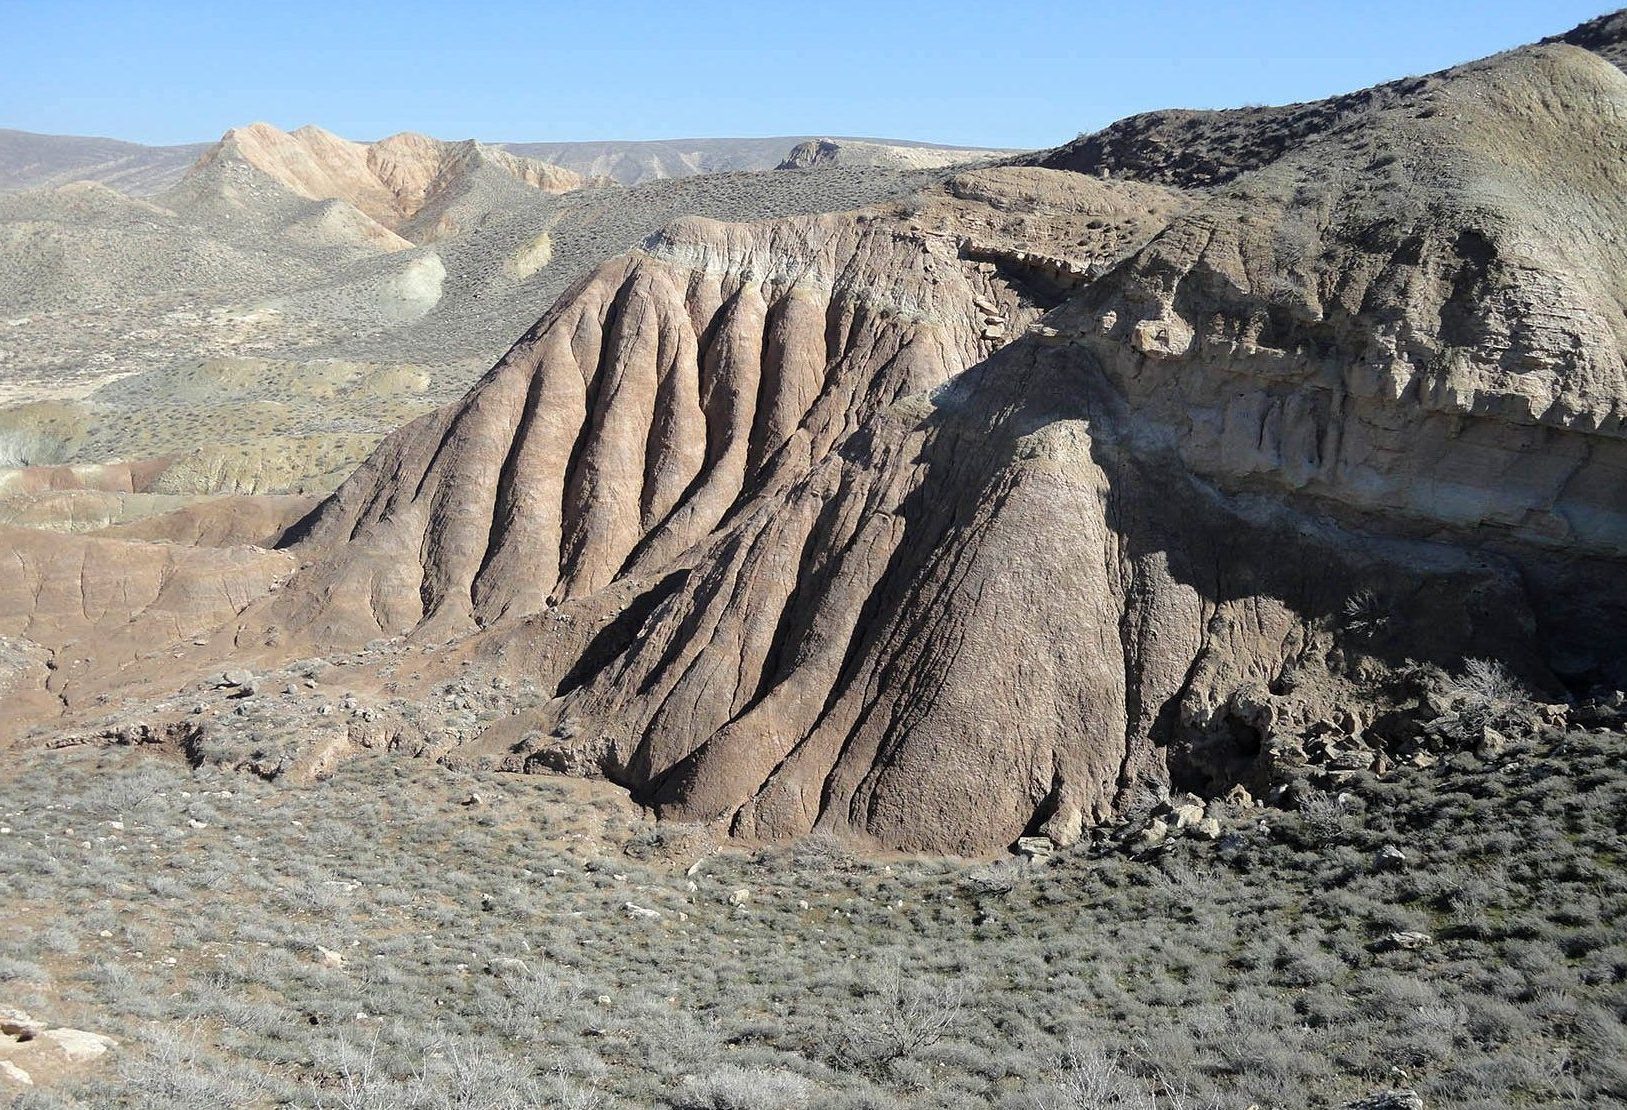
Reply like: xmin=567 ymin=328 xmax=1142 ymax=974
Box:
xmin=0 ymin=1 xmax=1609 ymax=148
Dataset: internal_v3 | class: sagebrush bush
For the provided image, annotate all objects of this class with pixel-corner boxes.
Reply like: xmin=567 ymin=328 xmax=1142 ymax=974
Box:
xmin=1 ymin=708 xmax=1622 ymax=1108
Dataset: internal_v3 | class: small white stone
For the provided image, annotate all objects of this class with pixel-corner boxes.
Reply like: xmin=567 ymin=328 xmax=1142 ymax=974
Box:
xmin=43 ymin=1028 xmax=117 ymax=1061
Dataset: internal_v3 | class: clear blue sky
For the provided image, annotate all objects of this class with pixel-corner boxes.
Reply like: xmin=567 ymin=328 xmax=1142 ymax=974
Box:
xmin=0 ymin=0 xmax=1610 ymax=149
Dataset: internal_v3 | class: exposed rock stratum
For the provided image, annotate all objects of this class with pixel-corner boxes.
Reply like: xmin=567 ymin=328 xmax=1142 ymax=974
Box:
xmin=193 ymin=123 xmax=598 ymax=242
xmin=8 ymin=29 xmax=1627 ymax=855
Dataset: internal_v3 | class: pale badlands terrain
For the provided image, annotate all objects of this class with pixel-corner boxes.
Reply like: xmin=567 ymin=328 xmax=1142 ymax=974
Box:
xmin=0 ymin=124 xmax=974 ymax=522
xmin=0 ymin=10 xmax=1625 ymax=1110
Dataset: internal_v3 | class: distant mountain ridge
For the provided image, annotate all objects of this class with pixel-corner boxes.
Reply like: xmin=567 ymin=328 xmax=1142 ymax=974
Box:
xmin=0 ymin=127 xmax=1014 ymax=193
xmin=0 ymin=128 xmax=208 ymax=194
xmin=509 ymin=135 xmax=1017 ymax=183
xmin=774 ymin=137 xmax=1007 ymax=171
xmin=183 ymin=122 xmax=598 ymax=243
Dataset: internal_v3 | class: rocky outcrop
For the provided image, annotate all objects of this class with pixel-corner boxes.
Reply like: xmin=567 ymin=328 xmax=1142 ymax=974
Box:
xmin=231 ymin=40 xmax=1627 ymax=853
xmin=95 ymin=493 xmax=318 ymax=547
xmin=0 ymin=526 xmax=294 ymax=730
xmin=1030 ymin=14 xmax=1627 ymax=189
xmin=777 ymin=138 xmax=1004 ymax=172
xmin=0 ymin=1009 xmax=119 ymax=1090
xmin=1547 ymin=9 xmax=1627 ymax=70
xmin=1056 ymin=43 xmax=1627 ymax=681
xmin=16 ymin=25 xmax=1627 ymax=856
xmin=268 ymin=168 xmax=1184 ymax=642
xmin=0 ymin=458 xmax=172 ymax=498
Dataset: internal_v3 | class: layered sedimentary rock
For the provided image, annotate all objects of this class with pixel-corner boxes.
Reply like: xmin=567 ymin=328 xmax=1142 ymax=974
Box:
xmin=241 ymin=41 xmax=1627 ymax=853
xmin=14 ymin=31 xmax=1627 ymax=855
xmin=0 ymin=525 xmax=294 ymax=723
xmin=277 ymin=167 xmax=1186 ymax=641
xmin=1058 ymin=43 xmax=1627 ymax=684
xmin=192 ymin=123 xmax=594 ymax=238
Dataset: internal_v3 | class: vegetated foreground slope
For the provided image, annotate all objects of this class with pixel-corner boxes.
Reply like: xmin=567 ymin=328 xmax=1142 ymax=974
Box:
xmin=1 ymin=696 xmax=1623 ymax=1107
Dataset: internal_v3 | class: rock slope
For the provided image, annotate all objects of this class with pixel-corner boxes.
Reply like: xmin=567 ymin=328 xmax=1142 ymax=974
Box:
xmin=232 ymin=36 xmax=1627 ymax=854
xmin=0 ymin=525 xmax=294 ymax=721
xmin=12 ymin=19 xmax=1627 ymax=858
xmin=275 ymin=167 xmax=1185 ymax=637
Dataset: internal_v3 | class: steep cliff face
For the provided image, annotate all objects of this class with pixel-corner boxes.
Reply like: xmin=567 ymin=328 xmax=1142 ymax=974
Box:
xmin=19 ymin=34 xmax=1627 ymax=854
xmin=1059 ymin=44 xmax=1627 ymax=681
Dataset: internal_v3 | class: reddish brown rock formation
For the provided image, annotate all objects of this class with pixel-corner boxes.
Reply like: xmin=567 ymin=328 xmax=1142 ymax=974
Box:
xmin=0 ymin=526 xmax=293 ymax=727
xmin=241 ymin=44 xmax=1627 ymax=852
xmin=12 ymin=35 xmax=1627 ymax=856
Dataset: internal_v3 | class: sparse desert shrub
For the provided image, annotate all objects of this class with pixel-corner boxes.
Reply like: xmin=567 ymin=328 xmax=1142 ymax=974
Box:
xmin=631 ymin=1003 xmax=724 ymax=1077
xmin=0 ymin=426 xmax=67 ymax=467
xmin=787 ymin=831 xmax=857 ymax=873
xmin=480 ymin=964 xmax=585 ymax=1038
xmin=842 ymin=955 xmax=971 ymax=1068
xmin=115 ymin=1023 xmax=269 ymax=1109
xmin=960 ymin=861 xmax=1020 ymax=897
xmin=1294 ymin=786 xmax=1351 ymax=846
xmin=622 ymin=821 xmax=716 ymax=863
xmin=83 ymin=762 xmax=178 ymax=819
xmin=674 ymin=1066 xmax=814 ymax=1109
xmin=1341 ymin=589 xmax=1391 ymax=638
xmin=1026 ymin=1042 xmax=1157 ymax=1109
xmin=313 ymin=1032 xmax=598 ymax=1110
xmin=1435 ymin=658 xmax=1531 ymax=735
